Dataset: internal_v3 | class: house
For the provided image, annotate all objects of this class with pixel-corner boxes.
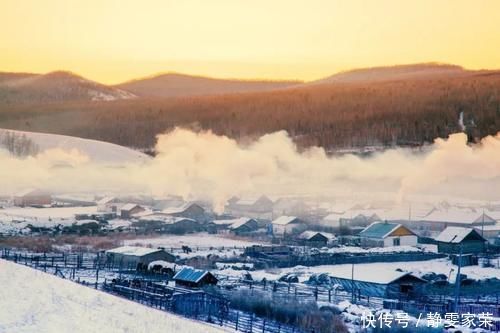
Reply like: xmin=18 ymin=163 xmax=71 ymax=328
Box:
xmin=97 ymin=196 xmax=122 ymax=213
xmin=272 ymin=198 xmax=311 ymax=217
xmin=271 ymin=216 xmax=307 ymax=237
xmin=225 ymin=195 xmax=274 ymax=219
xmin=359 ymin=221 xmax=417 ymax=247
xmin=328 ymin=268 xmax=426 ymax=299
xmin=13 ymin=189 xmax=51 ymax=207
xmin=297 ymin=231 xmax=335 ymax=248
xmin=435 ymin=227 xmax=486 ymax=255
xmin=120 ymin=203 xmax=146 ymax=219
xmin=473 ymin=223 xmax=500 ymax=244
xmin=161 ymin=203 xmax=207 ymax=222
xmin=105 ymin=246 xmax=175 ymax=270
xmin=173 ymin=267 xmax=218 ymax=288
xmin=135 ymin=215 xmax=200 ymax=234
xmin=228 ymin=217 xmax=259 ymax=235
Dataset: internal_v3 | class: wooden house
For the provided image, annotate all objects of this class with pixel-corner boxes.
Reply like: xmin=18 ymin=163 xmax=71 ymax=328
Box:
xmin=359 ymin=221 xmax=417 ymax=247
xmin=224 ymin=195 xmax=274 ymax=219
xmin=105 ymin=246 xmax=175 ymax=270
xmin=297 ymin=231 xmax=335 ymax=247
xmin=271 ymin=216 xmax=307 ymax=237
xmin=120 ymin=203 xmax=145 ymax=219
xmin=329 ymin=269 xmax=426 ymax=299
xmin=173 ymin=267 xmax=218 ymax=288
xmin=435 ymin=227 xmax=486 ymax=254
xmin=13 ymin=189 xmax=51 ymax=207
xmin=161 ymin=203 xmax=207 ymax=222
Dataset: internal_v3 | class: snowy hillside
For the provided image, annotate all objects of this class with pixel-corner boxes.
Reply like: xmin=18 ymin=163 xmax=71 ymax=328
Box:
xmin=0 ymin=129 xmax=150 ymax=164
xmin=0 ymin=259 xmax=227 ymax=333
xmin=0 ymin=71 xmax=135 ymax=104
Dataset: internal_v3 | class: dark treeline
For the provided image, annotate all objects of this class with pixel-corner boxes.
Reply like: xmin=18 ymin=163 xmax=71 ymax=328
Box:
xmin=0 ymin=73 xmax=499 ymax=151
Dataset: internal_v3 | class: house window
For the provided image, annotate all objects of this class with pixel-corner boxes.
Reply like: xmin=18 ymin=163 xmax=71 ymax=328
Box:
xmin=393 ymin=238 xmax=400 ymax=246
xmin=400 ymin=284 xmax=413 ymax=293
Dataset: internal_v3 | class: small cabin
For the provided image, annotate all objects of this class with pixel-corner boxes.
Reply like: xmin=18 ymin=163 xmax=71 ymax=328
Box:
xmin=297 ymin=231 xmax=335 ymax=248
xmin=435 ymin=227 xmax=486 ymax=255
xmin=359 ymin=221 xmax=417 ymax=247
xmin=173 ymin=267 xmax=218 ymax=288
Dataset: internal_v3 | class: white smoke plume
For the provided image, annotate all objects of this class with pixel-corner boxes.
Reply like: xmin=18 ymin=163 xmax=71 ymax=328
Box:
xmin=1 ymin=128 xmax=499 ymax=211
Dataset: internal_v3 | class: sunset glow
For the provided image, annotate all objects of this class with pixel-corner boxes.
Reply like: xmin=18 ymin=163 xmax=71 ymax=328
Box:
xmin=1 ymin=0 xmax=499 ymax=83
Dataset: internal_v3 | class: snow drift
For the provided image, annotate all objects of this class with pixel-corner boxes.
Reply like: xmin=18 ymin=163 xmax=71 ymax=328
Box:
xmin=0 ymin=128 xmax=499 ymax=211
xmin=0 ymin=259 xmax=225 ymax=333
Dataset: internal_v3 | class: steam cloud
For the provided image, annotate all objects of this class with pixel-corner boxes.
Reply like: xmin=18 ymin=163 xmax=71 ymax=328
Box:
xmin=1 ymin=128 xmax=499 ymax=210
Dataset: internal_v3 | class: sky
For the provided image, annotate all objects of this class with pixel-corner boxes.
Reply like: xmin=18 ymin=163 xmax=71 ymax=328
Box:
xmin=1 ymin=0 xmax=499 ymax=84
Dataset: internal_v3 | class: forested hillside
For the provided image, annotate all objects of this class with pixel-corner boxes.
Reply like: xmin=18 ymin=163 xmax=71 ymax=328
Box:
xmin=0 ymin=72 xmax=498 ymax=151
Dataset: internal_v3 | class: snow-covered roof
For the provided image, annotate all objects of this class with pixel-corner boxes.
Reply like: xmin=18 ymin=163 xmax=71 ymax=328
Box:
xmin=420 ymin=208 xmax=495 ymax=224
xmin=228 ymin=217 xmax=256 ymax=230
xmin=329 ymin=267 xmax=418 ymax=285
xmin=359 ymin=221 xmax=409 ymax=239
xmin=106 ymin=246 xmax=164 ymax=257
xmin=120 ymin=203 xmax=142 ymax=211
xmin=97 ymin=196 xmax=117 ymax=205
xmin=272 ymin=216 xmax=301 ymax=225
xmin=435 ymin=227 xmax=485 ymax=243
xmin=161 ymin=203 xmax=201 ymax=215
xmin=14 ymin=188 xmax=49 ymax=197
xmin=138 ymin=215 xmax=195 ymax=224
xmin=297 ymin=231 xmax=335 ymax=240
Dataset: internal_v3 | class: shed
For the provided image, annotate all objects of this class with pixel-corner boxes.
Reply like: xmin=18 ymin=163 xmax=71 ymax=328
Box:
xmin=329 ymin=269 xmax=426 ymax=299
xmin=435 ymin=227 xmax=486 ymax=254
xmin=161 ymin=203 xmax=206 ymax=222
xmin=359 ymin=221 xmax=417 ymax=247
xmin=13 ymin=189 xmax=51 ymax=207
xmin=105 ymin=246 xmax=175 ymax=270
xmin=173 ymin=267 xmax=218 ymax=288
xmin=271 ymin=216 xmax=307 ymax=237
xmin=120 ymin=204 xmax=145 ymax=219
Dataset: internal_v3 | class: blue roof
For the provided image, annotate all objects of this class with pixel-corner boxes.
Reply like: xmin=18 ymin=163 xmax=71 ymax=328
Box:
xmin=359 ymin=222 xmax=400 ymax=239
xmin=173 ymin=267 xmax=212 ymax=283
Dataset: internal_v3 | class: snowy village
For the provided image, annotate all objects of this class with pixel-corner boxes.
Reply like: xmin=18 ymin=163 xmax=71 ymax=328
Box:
xmin=2 ymin=1 xmax=500 ymax=333
xmin=1 ymin=186 xmax=499 ymax=333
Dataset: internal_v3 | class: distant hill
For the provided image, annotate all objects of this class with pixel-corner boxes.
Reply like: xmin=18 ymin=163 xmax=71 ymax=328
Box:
xmin=312 ymin=63 xmax=469 ymax=85
xmin=0 ymin=71 xmax=135 ymax=104
xmin=116 ymin=73 xmax=301 ymax=98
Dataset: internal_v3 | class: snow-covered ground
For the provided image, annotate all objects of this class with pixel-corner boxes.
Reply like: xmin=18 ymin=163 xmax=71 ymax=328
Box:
xmin=0 ymin=129 xmax=149 ymax=164
xmin=123 ymin=232 xmax=266 ymax=248
xmin=0 ymin=206 xmax=99 ymax=234
xmin=0 ymin=259 xmax=227 ymax=333
xmin=220 ymin=258 xmax=500 ymax=283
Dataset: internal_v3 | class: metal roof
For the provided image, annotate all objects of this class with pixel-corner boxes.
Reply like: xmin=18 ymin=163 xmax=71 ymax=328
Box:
xmin=106 ymin=246 xmax=163 ymax=257
xmin=272 ymin=216 xmax=300 ymax=225
xmin=173 ymin=267 xmax=213 ymax=283
xmin=359 ymin=221 xmax=401 ymax=239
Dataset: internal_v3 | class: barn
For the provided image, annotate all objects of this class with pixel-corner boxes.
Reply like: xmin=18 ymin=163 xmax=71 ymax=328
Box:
xmin=173 ymin=267 xmax=218 ymax=288
xmin=435 ymin=227 xmax=486 ymax=255
xmin=105 ymin=246 xmax=175 ymax=270
xmin=359 ymin=221 xmax=417 ymax=247
xmin=271 ymin=216 xmax=307 ymax=237
xmin=329 ymin=269 xmax=426 ymax=299
xmin=13 ymin=189 xmax=52 ymax=207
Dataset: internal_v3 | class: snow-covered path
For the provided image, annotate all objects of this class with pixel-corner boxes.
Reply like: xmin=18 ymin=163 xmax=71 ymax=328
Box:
xmin=0 ymin=259 xmax=227 ymax=333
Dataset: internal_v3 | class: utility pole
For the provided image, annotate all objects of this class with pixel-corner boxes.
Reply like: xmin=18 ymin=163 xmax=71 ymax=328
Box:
xmin=453 ymin=244 xmax=463 ymax=312
xmin=351 ymin=262 xmax=355 ymax=303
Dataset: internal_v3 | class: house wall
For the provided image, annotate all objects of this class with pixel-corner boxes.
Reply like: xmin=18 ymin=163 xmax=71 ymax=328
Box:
xmin=383 ymin=235 xmax=417 ymax=247
xmin=437 ymin=240 xmax=485 ymax=254
xmin=272 ymin=222 xmax=306 ymax=237
xmin=14 ymin=194 xmax=51 ymax=207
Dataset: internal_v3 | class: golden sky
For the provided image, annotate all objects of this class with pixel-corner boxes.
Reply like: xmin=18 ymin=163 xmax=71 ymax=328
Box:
xmin=1 ymin=0 xmax=499 ymax=84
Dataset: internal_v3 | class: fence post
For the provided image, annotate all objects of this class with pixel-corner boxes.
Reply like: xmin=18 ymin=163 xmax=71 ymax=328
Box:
xmin=262 ymin=319 xmax=266 ymax=333
xmin=235 ymin=311 xmax=239 ymax=331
